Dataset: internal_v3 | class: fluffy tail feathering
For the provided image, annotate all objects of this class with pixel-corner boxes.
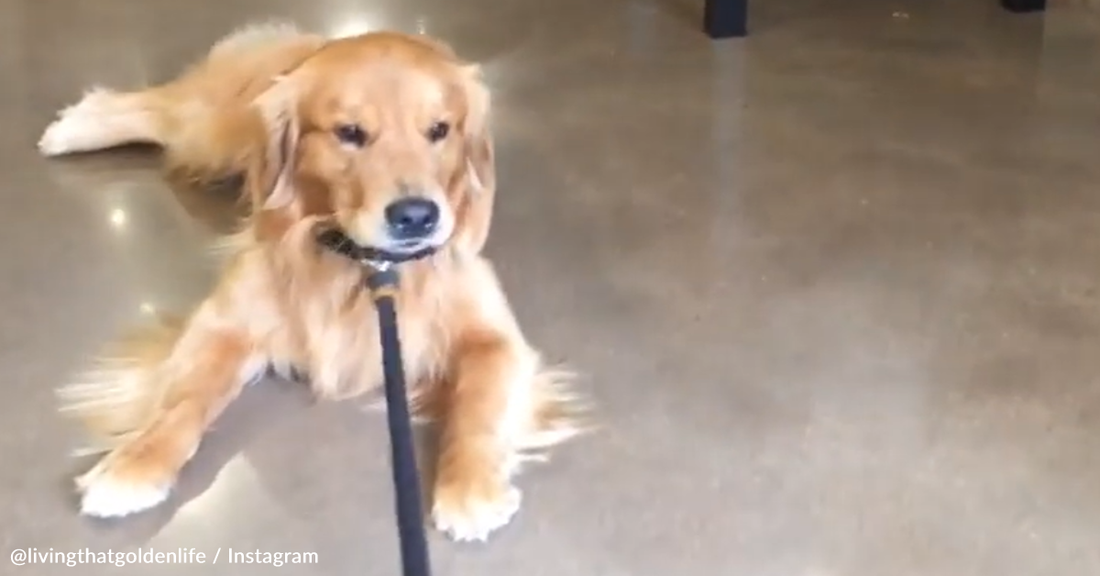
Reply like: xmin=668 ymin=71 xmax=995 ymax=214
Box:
xmin=58 ymin=317 xmax=187 ymax=456
xmin=406 ymin=365 xmax=591 ymax=468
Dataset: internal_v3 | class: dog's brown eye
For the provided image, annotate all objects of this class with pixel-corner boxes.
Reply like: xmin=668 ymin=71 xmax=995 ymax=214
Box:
xmin=427 ymin=121 xmax=450 ymax=143
xmin=334 ymin=124 xmax=367 ymax=147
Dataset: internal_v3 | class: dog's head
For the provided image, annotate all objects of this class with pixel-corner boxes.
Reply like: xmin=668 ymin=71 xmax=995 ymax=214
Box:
xmin=249 ymin=32 xmax=495 ymax=257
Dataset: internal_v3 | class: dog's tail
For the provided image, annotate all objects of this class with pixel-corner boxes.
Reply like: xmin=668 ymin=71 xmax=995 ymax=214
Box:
xmin=515 ymin=366 xmax=591 ymax=460
xmin=57 ymin=315 xmax=186 ymax=455
xmin=407 ymin=364 xmax=591 ymax=469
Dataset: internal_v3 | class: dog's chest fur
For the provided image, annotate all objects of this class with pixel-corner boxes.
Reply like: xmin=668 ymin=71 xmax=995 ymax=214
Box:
xmin=255 ymin=250 xmax=459 ymax=400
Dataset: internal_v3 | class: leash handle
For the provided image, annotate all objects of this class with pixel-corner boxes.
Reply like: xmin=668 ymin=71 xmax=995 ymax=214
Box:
xmin=367 ymin=267 xmax=433 ymax=576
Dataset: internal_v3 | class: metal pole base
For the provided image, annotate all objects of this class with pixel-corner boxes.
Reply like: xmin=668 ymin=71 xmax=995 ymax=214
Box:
xmin=1001 ymin=0 xmax=1045 ymax=13
xmin=704 ymin=0 xmax=747 ymax=38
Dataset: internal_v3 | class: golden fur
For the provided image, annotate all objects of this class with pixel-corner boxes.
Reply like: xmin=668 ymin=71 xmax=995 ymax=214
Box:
xmin=41 ymin=22 xmax=583 ymax=542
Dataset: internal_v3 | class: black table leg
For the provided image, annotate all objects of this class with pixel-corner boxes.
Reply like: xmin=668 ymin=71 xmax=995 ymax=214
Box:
xmin=1001 ymin=0 xmax=1045 ymax=12
xmin=704 ymin=0 xmax=747 ymax=38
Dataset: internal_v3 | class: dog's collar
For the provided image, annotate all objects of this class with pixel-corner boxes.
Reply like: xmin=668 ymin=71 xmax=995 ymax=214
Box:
xmin=316 ymin=228 xmax=437 ymax=269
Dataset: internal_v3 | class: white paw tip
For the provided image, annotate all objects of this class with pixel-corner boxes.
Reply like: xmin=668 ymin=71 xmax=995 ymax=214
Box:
xmin=77 ymin=475 xmax=172 ymax=518
xmin=432 ymin=486 xmax=522 ymax=543
xmin=38 ymin=121 xmax=70 ymax=156
xmin=38 ymin=93 xmax=107 ymax=156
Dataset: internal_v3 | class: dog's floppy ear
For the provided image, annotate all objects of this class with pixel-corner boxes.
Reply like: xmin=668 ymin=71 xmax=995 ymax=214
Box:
xmin=247 ymin=77 xmax=300 ymax=212
xmin=453 ymin=64 xmax=496 ymax=254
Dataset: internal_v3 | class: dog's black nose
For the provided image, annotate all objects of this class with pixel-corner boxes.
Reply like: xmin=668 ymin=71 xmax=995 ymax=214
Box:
xmin=384 ymin=197 xmax=440 ymax=240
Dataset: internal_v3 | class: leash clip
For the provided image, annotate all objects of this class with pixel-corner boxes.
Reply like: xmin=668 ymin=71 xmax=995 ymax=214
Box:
xmin=364 ymin=262 xmax=400 ymax=297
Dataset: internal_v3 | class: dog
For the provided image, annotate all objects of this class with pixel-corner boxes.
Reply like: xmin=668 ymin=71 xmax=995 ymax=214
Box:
xmin=39 ymin=23 xmax=583 ymax=542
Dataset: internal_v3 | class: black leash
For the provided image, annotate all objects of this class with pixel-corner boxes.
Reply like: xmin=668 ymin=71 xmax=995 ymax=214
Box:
xmin=317 ymin=228 xmax=433 ymax=576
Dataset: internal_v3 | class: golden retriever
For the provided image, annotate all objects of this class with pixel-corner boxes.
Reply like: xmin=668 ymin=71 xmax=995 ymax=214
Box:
xmin=39 ymin=22 xmax=582 ymax=542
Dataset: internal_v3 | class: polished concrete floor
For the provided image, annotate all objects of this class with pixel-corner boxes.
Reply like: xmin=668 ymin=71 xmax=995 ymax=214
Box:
xmin=3 ymin=0 xmax=1100 ymax=574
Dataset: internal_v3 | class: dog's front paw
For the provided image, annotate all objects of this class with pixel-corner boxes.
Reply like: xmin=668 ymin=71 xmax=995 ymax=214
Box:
xmin=75 ymin=445 xmax=177 ymax=518
xmin=432 ymin=470 xmax=521 ymax=542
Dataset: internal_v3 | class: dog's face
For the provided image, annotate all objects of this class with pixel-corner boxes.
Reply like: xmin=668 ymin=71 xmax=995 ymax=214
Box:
xmin=250 ymin=32 xmax=495 ymax=256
